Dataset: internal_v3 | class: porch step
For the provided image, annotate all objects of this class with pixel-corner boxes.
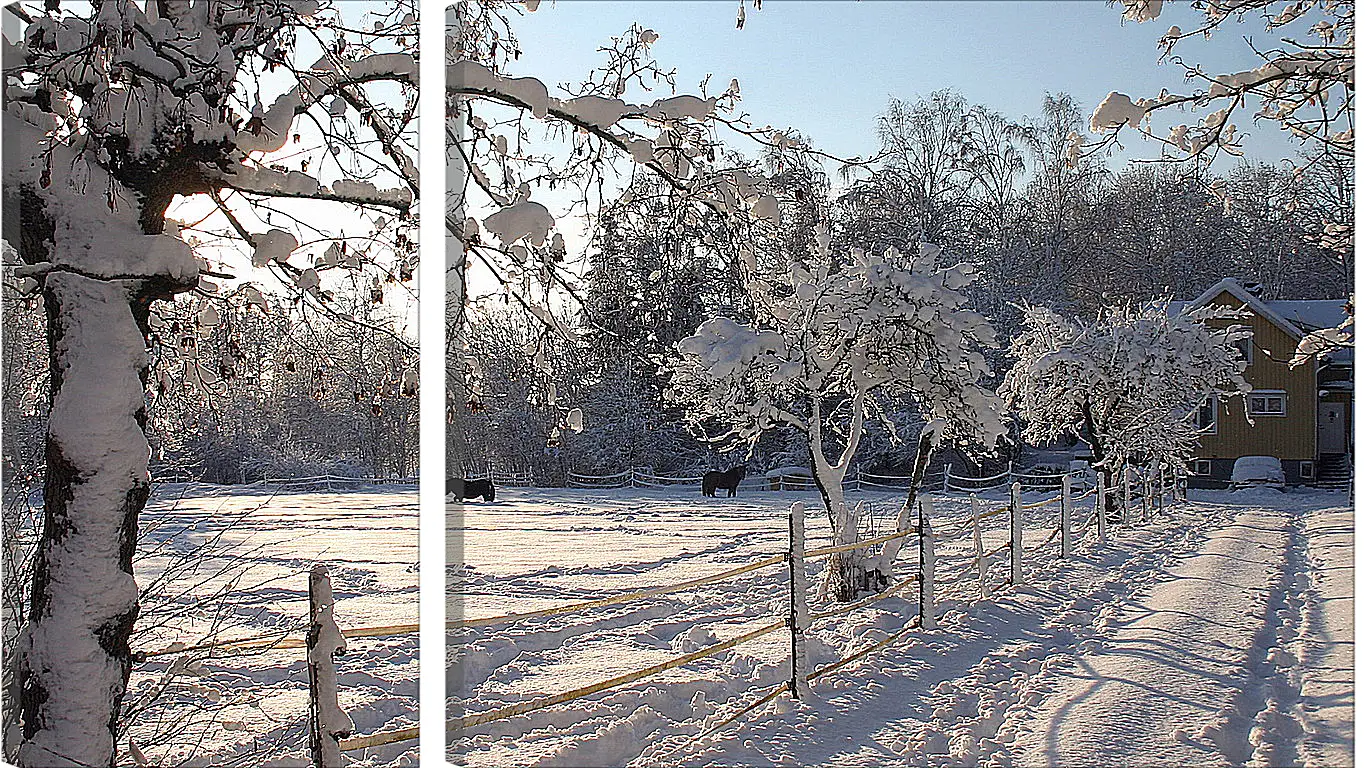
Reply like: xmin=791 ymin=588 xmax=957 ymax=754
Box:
xmin=1317 ymin=453 xmax=1352 ymax=489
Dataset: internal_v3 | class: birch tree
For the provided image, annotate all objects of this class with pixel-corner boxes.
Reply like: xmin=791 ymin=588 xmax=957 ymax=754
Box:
xmin=2 ymin=1 xmax=416 ymax=763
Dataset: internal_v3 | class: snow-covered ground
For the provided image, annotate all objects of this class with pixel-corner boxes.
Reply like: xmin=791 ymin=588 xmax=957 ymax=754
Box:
xmin=128 ymin=483 xmax=418 ymax=767
xmin=450 ymin=485 xmax=1351 ymax=767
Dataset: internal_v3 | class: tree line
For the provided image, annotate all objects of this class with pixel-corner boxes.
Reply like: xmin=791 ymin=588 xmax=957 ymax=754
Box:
xmin=453 ymin=90 xmax=1350 ymax=483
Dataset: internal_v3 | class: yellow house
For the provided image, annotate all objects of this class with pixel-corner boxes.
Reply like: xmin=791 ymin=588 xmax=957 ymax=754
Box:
xmin=1172 ymin=278 xmax=1352 ymax=488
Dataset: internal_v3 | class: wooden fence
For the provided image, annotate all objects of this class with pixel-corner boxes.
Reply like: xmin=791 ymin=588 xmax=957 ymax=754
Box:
xmin=132 ymin=464 xmax=1184 ymax=763
xmin=455 ymin=464 xmax=1185 ymax=754
xmin=562 ymin=463 xmax=1087 ymax=493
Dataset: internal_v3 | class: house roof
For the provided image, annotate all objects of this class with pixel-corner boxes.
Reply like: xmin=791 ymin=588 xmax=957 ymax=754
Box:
xmin=1168 ymin=277 xmax=1349 ymax=339
xmin=1168 ymin=277 xmax=1352 ymax=366
xmin=1265 ymin=299 xmax=1351 ymax=333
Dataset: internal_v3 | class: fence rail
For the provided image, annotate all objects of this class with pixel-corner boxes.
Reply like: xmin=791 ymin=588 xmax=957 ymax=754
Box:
xmin=132 ymin=566 xmax=420 ymax=763
xmin=558 ymin=463 xmax=1094 ymax=494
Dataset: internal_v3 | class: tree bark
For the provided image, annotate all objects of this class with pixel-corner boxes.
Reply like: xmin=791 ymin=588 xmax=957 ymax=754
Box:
xmin=1080 ymin=400 xmax=1115 ymax=520
xmin=871 ymin=425 xmax=936 ymax=586
xmin=15 ymin=274 xmax=157 ymax=767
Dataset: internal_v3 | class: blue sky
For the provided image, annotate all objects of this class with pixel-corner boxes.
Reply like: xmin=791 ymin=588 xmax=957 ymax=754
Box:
xmin=506 ymin=0 xmax=1304 ymax=169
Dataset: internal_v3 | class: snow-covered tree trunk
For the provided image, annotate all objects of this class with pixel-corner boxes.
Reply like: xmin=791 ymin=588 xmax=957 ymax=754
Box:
xmin=807 ymin=392 xmax=868 ymax=602
xmin=1080 ymin=401 xmax=1117 ymax=520
xmin=872 ymin=424 xmax=939 ymax=584
xmin=16 ymin=274 xmax=166 ymax=768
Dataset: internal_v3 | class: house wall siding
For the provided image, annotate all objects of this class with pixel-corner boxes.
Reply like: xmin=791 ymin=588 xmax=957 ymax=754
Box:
xmin=1196 ymin=292 xmax=1317 ymax=462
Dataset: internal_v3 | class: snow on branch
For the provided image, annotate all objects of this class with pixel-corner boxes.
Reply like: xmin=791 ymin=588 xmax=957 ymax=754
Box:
xmin=1000 ymin=301 xmax=1251 ymax=470
xmin=667 ymin=230 xmax=1006 ymax=460
xmin=1091 ymin=0 xmax=1353 ymax=170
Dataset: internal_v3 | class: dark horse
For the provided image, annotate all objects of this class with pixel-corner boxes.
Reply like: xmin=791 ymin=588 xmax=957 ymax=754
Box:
xmin=702 ymin=466 xmax=747 ymax=497
xmin=447 ymin=477 xmax=496 ymax=501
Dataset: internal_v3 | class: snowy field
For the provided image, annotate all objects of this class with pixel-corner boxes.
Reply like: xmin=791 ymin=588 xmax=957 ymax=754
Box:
xmin=450 ymin=485 xmax=1351 ymax=767
xmin=127 ymin=483 xmax=418 ymax=767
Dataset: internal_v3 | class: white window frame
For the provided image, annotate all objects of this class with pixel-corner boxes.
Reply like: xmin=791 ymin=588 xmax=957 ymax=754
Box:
xmin=1248 ymin=390 xmax=1288 ymax=417
xmin=1192 ymin=459 xmax=1212 ymax=476
xmin=1300 ymin=461 xmax=1315 ymax=479
xmin=1196 ymin=396 xmax=1218 ymax=434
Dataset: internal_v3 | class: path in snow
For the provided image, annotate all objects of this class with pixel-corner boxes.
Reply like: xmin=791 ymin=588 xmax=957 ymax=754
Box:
xmin=669 ymin=489 xmax=1349 ymax=768
xmin=1293 ymin=502 xmax=1353 ymax=766
xmin=1002 ymin=491 xmax=1353 ymax=768
xmin=1006 ymin=502 xmax=1293 ymax=766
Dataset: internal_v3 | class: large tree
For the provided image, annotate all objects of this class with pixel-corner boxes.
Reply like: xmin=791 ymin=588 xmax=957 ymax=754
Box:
xmin=2 ymin=1 xmax=416 ymax=763
xmin=668 ymin=230 xmax=1005 ymax=600
xmin=999 ymin=301 xmax=1249 ymax=513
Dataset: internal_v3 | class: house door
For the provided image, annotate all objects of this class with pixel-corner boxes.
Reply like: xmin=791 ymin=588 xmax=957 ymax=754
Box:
xmin=1318 ymin=402 xmax=1347 ymax=454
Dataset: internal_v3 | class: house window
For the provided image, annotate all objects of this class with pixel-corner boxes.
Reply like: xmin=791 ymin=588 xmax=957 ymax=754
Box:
xmin=1191 ymin=459 xmax=1212 ymax=476
xmin=1300 ymin=461 xmax=1315 ymax=479
xmin=1248 ymin=391 xmax=1287 ymax=416
xmin=1195 ymin=397 xmax=1217 ymax=433
xmin=1235 ymin=334 xmax=1254 ymax=366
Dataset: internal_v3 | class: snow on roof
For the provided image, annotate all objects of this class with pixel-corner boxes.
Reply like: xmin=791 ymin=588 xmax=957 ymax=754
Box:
xmin=1265 ymin=299 xmax=1350 ymax=333
xmin=1168 ymin=278 xmax=1348 ymax=340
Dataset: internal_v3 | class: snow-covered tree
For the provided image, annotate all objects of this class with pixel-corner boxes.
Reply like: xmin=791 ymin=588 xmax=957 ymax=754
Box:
xmin=446 ymin=2 xmax=875 ymax=478
xmin=2 ymin=1 xmax=416 ymax=763
xmin=999 ymin=302 xmax=1250 ymax=511
xmin=668 ymin=229 xmax=1006 ymax=600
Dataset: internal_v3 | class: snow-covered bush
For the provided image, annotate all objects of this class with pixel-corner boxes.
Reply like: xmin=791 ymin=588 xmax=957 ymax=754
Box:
xmin=668 ymin=229 xmax=1005 ymax=600
xmin=999 ymin=301 xmax=1250 ymax=510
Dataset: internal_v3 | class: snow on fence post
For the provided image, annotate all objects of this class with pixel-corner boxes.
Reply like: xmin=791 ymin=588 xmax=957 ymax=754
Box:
xmin=1008 ymin=482 xmax=1023 ymax=584
xmin=1060 ymin=473 xmax=1073 ymax=559
xmin=970 ymin=494 xmax=987 ymax=599
xmin=786 ymin=503 xmax=811 ymax=699
xmin=942 ymin=463 xmax=951 ymax=493
xmin=307 ymin=565 xmax=353 ymax=768
xmin=1007 ymin=460 xmax=1015 ymax=485
xmin=918 ymin=498 xmax=936 ymax=630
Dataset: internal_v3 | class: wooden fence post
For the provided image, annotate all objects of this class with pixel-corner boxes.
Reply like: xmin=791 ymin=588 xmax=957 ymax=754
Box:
xmin=1009 ymin=481 xmax=1023 ymax=584
xmin=943 ymin=463 xmax=952 ymax=493
xmin=308 ymin=565 xmax=353 ymax=768
xmin=787 ymin=503 xmax=810 ymax=698
xmin=970 ymin=494 xmax=986 ymax=599
xmin=1097 ymin=471 xmax=1108 ymax=544
xmin=919 ymin=498 xmax=936 ymax=630
xmin=1121 ymin=464 xmax=1132 ymax=527
xmin=1060 ymin=473 xmax=1073 ymax=559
